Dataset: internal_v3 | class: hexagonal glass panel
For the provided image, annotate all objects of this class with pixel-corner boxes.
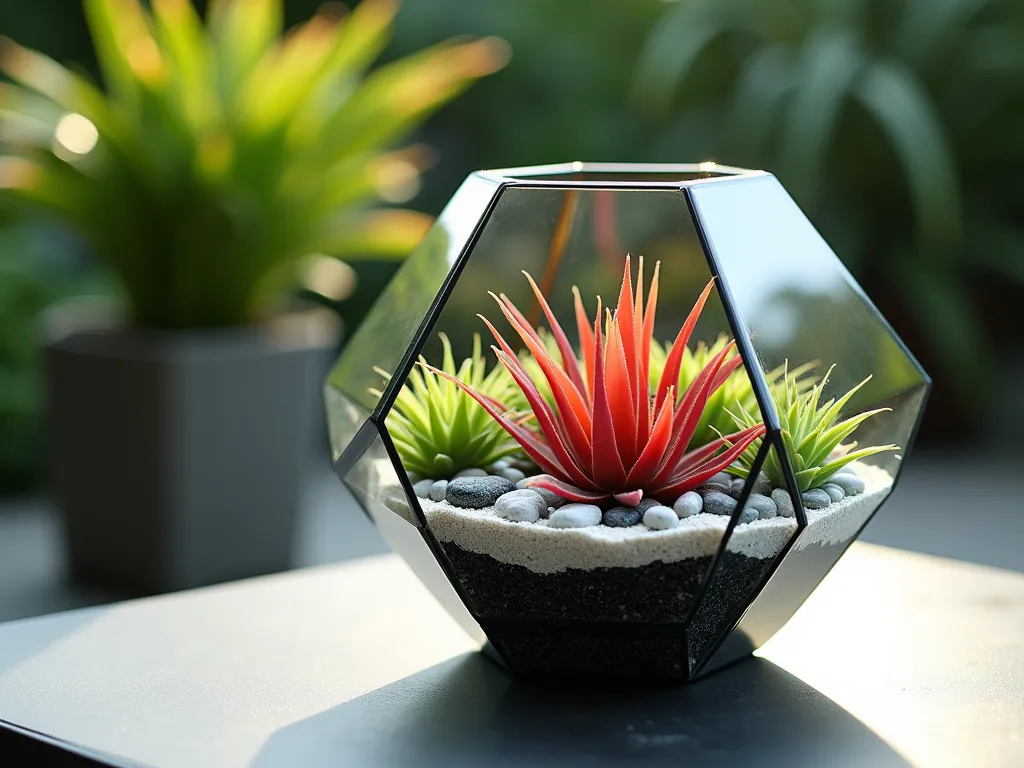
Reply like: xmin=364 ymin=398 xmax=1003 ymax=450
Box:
xmin=688 ymin=175 xmax=929 ymax=675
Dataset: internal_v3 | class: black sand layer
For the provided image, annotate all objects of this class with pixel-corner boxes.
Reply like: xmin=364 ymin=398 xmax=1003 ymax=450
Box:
xmin=440 ymin=540 xmax=714 ymax=623
xmin=685 ymin=550 xmax=780 ymax=672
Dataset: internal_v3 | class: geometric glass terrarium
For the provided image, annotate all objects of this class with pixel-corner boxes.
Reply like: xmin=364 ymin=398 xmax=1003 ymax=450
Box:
xmin=325 ymin=163 xmax=930 ymax=681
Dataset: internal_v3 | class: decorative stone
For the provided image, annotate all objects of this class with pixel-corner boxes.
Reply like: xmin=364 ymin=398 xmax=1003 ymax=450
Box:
xmin=494 ymin=489 xmax=546 ymax=523
xmin=544 ymin=507 xmax=555 ymax=518
xmin=772 ymin=488 xmax=796 ymax=518
xmin=603 ymin=506 xmax=640 ymax=527
xmin=487 ymin=460 xmax=510 ymax=473
xmin=744 ymin=493 xmax=777 ymax=519
xmin=453 ymin=468 xmax=487 ymax=479
xmin=548 ymin=504 xmax=602 ymax=529
xmin=446 ymin=476 xmax=516 ymax=509
xmin=515 ymin=478 xmax=565 ymax=508
xmin=829 ymin=472 xmax=865 ymax=496
xmin=498 ymin=467 xmax=526 ymax=484
xmin=822 ymin=483 xmax=846 ymax=503
xmin=702 ymin=491 xmax=737 ymax=517
xmin=698 ymin=472 xmax=732 ymax=494
xmin=413 ymin=479 xmax=434 ymax=499
xmin=428 ymin=480 xmax=448 ymax=502
xmin=752 ymin=472 xmax=772 ymax=496
xmin=737 ymin=507 xmax=758 ymax=524
xmin=729 ymin=477 xmax=746 ymax=499
xmin=635 ymin=498 xmax=660 ymax=513
xmin=802 ymin=488 xmax=832 ymax=510
xmin=643 ymin=506 xmax=678 ymax=530
xmin=673 ymin=491 xmax=703 ymax=519
xmin=507 ymin=456 xmax=537 ymax=472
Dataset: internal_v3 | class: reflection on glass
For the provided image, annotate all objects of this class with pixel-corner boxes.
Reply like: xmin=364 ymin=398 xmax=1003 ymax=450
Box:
xmin=328 ymin=173 xmax=502 ymax=412
xmin=689 ymin=173 xmax=928 ymax=675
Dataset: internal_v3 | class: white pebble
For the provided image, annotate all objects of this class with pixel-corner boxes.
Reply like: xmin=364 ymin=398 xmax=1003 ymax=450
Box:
xmin=643 ymin=506 xmax=679 ymax=530
xmin=548 ymin=503 xmax=602 ymax=529
xmin=428 ymin=480 xmax=448 ymax=502
xmin=453 ymin=468 xmax=487 ymax=479
xmin=673 ymin=491 xmax=703 ymax=519
xmin=413 ymin=479 xmax=434 ymax=498
xmin=494 ymin=489 xmax=546 ymax=523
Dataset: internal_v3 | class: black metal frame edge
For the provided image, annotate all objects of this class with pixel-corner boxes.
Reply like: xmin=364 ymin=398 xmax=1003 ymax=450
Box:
xmin=372 ymin=177 xmax=510 ymax=423
xmin=0 ymin=718 xmax=140 ymax=768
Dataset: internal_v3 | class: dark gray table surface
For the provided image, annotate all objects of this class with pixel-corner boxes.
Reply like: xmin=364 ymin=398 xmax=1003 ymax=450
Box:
xmin=0 ymin=543 xmax=1021 ymax=767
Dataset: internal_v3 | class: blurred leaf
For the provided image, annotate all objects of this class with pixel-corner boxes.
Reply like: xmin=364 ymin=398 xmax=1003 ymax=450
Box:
xmin=893 ymin=256 xmax=990 ymax=402
xmin=0 ymin=0 xmax=507 ymax=328
xmin=853 ymin=58 xmax=962 ymax=256
xmin=313 ymin=208 xmax=432 ymax=258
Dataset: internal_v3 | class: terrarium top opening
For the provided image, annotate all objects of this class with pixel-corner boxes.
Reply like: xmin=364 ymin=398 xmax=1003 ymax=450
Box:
xmin=480 ymin=161 xmax=762 ymax=187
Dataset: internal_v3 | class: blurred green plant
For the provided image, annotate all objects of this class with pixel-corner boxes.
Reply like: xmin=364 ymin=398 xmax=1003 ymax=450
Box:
xmin=374 ymin=333 xmax=525 ymax=479
xmin=633 ymin=0 xmax=1024 ymax=404
xmin=0 ymin=0 xmax=508 ymax=329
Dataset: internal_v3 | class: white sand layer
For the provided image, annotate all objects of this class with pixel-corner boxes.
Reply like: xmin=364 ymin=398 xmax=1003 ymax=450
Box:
xmin=794 ymin=462 xmax=893 ymax=550
xmin=419 ymin=462 xmax=893 ymax=575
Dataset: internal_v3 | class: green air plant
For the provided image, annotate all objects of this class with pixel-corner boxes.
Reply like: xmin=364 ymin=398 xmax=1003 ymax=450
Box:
xmin=373 ymin=334 xmax=526 ymax=479
xmin=650 ymin=333 xmax=817 ymax=446
xmin=726 ymin=364 xmax=899 ymax=493
xmin=0 ymin=0 xmax=507 ymax=329
xmin=509 ymin=327 xmax=564 ymax=413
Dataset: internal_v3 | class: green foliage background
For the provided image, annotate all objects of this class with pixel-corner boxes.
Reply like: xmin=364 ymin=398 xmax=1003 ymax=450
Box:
xmin=2 ymin=0 xmax=1023 ymax=491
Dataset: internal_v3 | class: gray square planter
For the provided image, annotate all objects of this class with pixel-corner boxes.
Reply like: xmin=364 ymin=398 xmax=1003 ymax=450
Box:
xmin=45 ymin=312 xmax=334 ymax=593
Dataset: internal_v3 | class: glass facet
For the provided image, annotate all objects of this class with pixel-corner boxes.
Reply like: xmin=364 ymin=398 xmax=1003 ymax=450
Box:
xmin=326 ymin=164 xmax=930 ymax=681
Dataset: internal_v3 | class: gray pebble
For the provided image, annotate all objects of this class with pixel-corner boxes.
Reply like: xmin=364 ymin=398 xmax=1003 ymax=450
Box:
xmin=698 ymin=472 xmax=733 ymax=494
xmin=498 ymin=467 xmax=526 ymax=484
xmin=453 ymin=468 xmax=487 ymax=479
xmin=802 ymin=488 xmax=832 ymax=509
xmin=487 ymin=460 xmax=510 ymax=473
xmin=703 ymin=491 xmax=737 ymax=516
xmin=413 ymin=479 xmax=434 ymax=499
xmin=729 ymin=477 xmax=746 ymax=499
xmin=822 ymin=483 xmax=846 ymax=503
xmin=446 ymin=476 xmax=516 ymax=509
xmin=603 ymin=506 xmax=640 ymax=527
xmin=673 ymin=491 xmax=703 ymax=519
xmin=752 ymin=472 xmax=772 ymax=496
xmin=635 ymin=498 xmax=661 ymax=513
xmin=737 ymin=507 xmax=758 ymax=524
xmin=643 ymin=506 xmax=679 ymax=530
xmin=548 ymin=503 xmax=602 ymax=529
xmin=515 ymin=477 xmax=565 ymax=508
xmin=428 ymin=479 xmax=448 ymax=502
xmin=828 ymin=472 xmax=865 ymax=496
xmin=772 ymin=488 xmax=795 ymax=518
xmin=744 ymin=493 xmax=778 ymax=520
xmin=494 ymin=489 xmax=546 ymax=523
xmin=507 ymin=456 xmax=537 ymax=472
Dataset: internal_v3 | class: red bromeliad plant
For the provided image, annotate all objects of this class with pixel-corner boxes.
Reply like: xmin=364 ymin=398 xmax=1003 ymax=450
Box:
xmin=427 ymin=257 xmax=766 ymax=506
